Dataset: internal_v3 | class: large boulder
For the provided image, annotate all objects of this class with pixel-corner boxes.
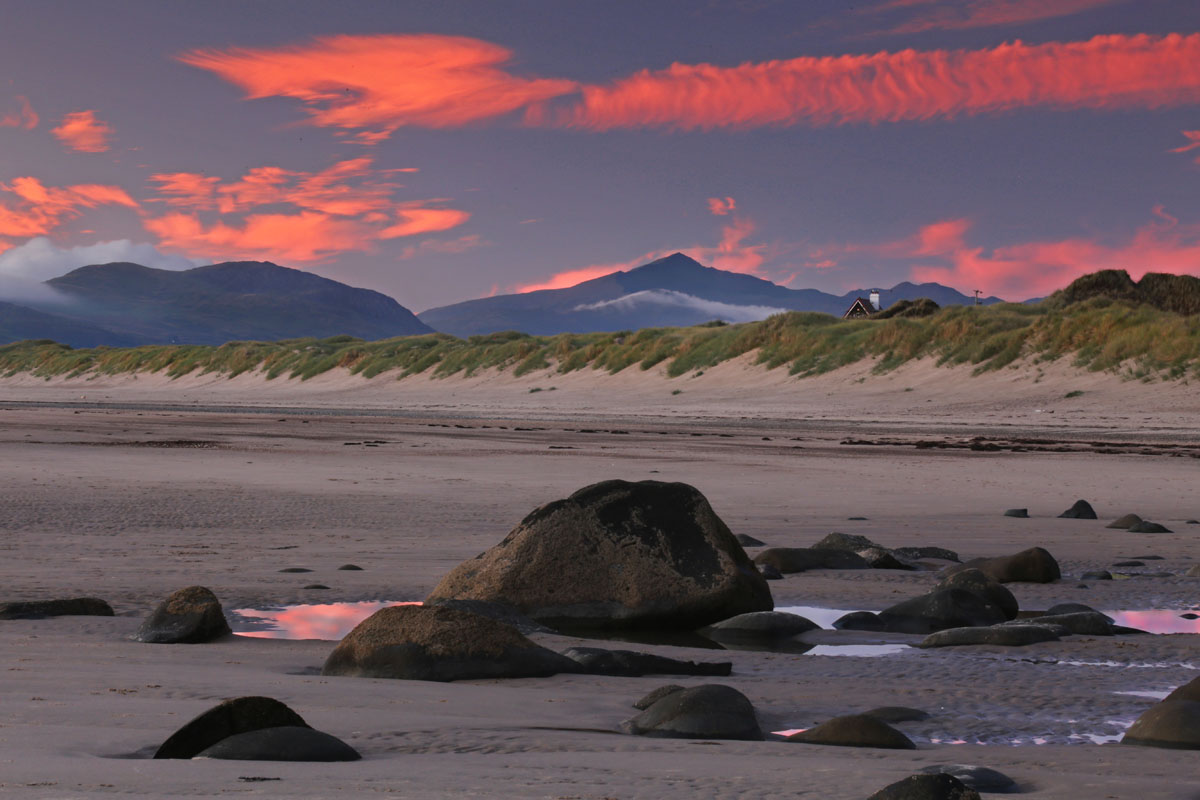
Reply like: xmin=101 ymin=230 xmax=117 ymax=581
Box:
xmin=194 ymin=726 xmax=360 ymax=761
xmin=0 ymin=597 xmax=113 ymax=620
xmin=1122 ymin=699 xmax=1200 ymax=749
xmin=622 ymin=684 xmax=762 ymax=740
xmin=155 ymin=696 xmax=310 ymax=759
xmin=321 ymin=605 xmax=578 ymax=681
xmin=868 ymin=774 xmax=982 ymax=800
xmin=1059 ymin=499 xmax=1097 ymax=519
xmin=560 ymin=646 xmax=731 ymax=677
xmin=1165 ymin=676 xmax=1200 ymax=704
xmin=950 ymin=547 xmax=1061 ymax=584
xmin=845 ymin=589 xmax=1006 ymax=634
xmin=423 ymin=598 xmax=555 ymax=635
xmin=135 ymin=586 xmax=230 ymax=644
xmin=936 ymin=568 xmax=1018 ymax=620
xmin=786 ymin=714 xmax=915 ymax=749
xmin=919 ymin=624 xmax=1062 ymax=648
xmin=753 ymin=547 xmax=869 ymax=574
xmin=426 ymin=480 xmax=772 ymax=629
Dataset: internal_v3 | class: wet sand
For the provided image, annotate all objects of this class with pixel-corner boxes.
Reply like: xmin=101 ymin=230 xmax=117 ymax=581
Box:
xmin=1 ymin=364 xmax=1199 ymax=798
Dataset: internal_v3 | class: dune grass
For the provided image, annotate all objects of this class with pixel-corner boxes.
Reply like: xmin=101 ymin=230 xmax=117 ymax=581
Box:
xmin=1 ymin=297 xmax=1198 ymax=384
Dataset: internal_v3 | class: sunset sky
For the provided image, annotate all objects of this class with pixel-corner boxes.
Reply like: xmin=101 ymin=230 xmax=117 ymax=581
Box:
xmin=2 ymin=0 xmax=1198 ymax=310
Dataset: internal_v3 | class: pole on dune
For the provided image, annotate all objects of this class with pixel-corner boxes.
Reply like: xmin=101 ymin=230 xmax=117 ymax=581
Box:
xmin=973 ymin=290 xmax=982 ymax=306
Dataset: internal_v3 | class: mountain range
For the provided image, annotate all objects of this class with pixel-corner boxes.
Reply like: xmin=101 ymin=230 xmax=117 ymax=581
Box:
xmin=418 ymin=252 xmax=1004 ymax=337
xmin=0 ymin=261 xmax=433 ymax=347
xmin=0 ymin=254 xmax=1006 ymax=347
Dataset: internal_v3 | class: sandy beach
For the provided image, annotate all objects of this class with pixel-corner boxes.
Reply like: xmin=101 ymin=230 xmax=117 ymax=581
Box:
xmin=1 ymin=360 xmax=1199 ymax=798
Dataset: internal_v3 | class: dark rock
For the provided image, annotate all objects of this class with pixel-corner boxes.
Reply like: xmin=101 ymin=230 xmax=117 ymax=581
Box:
xmin=919 ymin=624 xmax=1062 ymax=648
xmin=1122 ymin=699 xmax=1200 ymax=749
xmin=786 ymin=714 xmax=915 ymax=749
xmin=893 ymin=546 xmax=960 ymax=563
xmin=813 ymin=532 xmax=883 ymax=552
xmin=701 ymin=611 xmax=819 ymax=641
xmin=195 ymin=726 xmax=360 ymax=761
xmin=1003 ymin=611 xmax=1112 ymax=636
xmin=1129 ymin=521 xmax=1172 ymax=533
xmin=758 ymin=563 xmax=783 ymax=580
xmin=1164 ymin=676 xmax=1200 ymax=704
xmin=1112 ymin=560 xmax=1144 ymax=567
xmin=1080 ymin=571 xmax=1112 ymax=580
xmin=1130 ymin=554 xmax=1164 ymax=559
xmin=847 ymin=516 xmax=869 ymax=520
xmin=425 ymin=598 xmax=555 ymax=635
xmin=1045 ymin=602 xmax=1108 ymax=619
xmin=919 ymin=764 xmax=1018 ymax=793
xmin=278 ymin=568 xmax=313 ymax=573
xmin=1107 ymin=513 xmax=1143 ymax=529
xmin=950 ymin=547 xmax=1061 ymax=584
xmin=861 ymin=548 xmax=918 ymax=571
xmin=155 ymin=696 xmax=310 ymax=759
xmin=1182 ymin=613 xmax=1200 ymax=620
xmin=1003 ymin=508 xmax=1029 ymax=518
xmin=303 ymin=584 xmax=330 ymax=590
xmin=936 ymin=568 xmax=1018 ymax=620
xmin=561 ymin=646 xmax=731 ymax=677
xmin=863 ymin=706 xmax=930 ymax=723
xmin=426 ymin=480 xmax=773 ymax=629
xmin=869 ymin=773 xmax=982 ymax=800
xmin=337 ymin=564 xmax=364 ymax=571
xmin=753 ymin=547 xmax=869 ymax=574
xmin=135 ymin=586 xmax=231 ymax=644
xmin=622 ymin=684 xmax=762 ymax=740
xmin=735 ymin=533 xmax=765 ymax=547
xmin=0 ymin=597 xmax=113 ymax=620
xmin=872 ymin=589 xmax=1007 ymax=634
xmin=1058 ymin=499 xmax=1097 ymax=519
xmin=633 ymin=685 xmax=685 ymax=710
xmin=320 ymin=605 xmax=579 ymax=681
xmin=1188 ymin=520 xmax=1200 ymax=525
xmin=833 ymin=611 xmax=883 ymax=631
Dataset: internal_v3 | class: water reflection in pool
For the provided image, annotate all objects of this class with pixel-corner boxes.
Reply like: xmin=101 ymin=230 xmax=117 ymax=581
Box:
xmin=1106 ymin=610 xmax=1200 ymax=634
xmin=230 ymin=600 xmax=419 ymax=640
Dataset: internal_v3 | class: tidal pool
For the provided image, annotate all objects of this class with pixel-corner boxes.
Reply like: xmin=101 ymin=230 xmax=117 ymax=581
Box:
xmin=1105 ymin=609 xmax=1200 ymax=634
xmin=229 ymin=600 xmax=419 ymax=640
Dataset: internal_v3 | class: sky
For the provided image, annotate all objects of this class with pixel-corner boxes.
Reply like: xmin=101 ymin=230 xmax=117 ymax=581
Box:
xmin=1 ymin=0 xmax=1199 ymax=310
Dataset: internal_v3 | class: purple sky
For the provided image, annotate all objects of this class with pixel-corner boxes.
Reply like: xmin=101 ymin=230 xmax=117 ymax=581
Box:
xmin=1 ymin=0 xmax=1198 ymax=310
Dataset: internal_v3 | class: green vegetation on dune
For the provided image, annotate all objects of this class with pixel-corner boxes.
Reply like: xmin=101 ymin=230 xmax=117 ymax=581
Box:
xmin=1 ymin=295 xmax=1198 ymax=383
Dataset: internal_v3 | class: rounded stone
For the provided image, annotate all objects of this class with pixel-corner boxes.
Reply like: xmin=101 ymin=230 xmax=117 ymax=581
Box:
xmin=786 ymin=714 xmax=915 ymax=749
xmin=1107 ymin=513 xmax=1143 ymax=529
xmin=0 ymin=597 xmax=113 ymax=620
xmin=919 ymin=624 xmax=1061 ymax=648
xmin=135 ymin=586 xmax=230 ymax=644
xmin=155 ymin=696 xmax=309 ymax=759
xmin=868 ymin=773 xmax=982 ymax=800
xmin=936 ymin=568 xmax=1018 ymax=620
xmin=919 ymin=764 xmax=1018 ymax=793
xmin=701 ymin=611 xmax=819 ymax=640
xmin=949 ymin=547 xmax=1061 ymax=584
xmin=622 ymin=684 xmax=762 ymax=740
xmin=195 ymin=726 xmax=360 ymax=761
xmin=1122 ymin=699 xmax=1200 ymax=749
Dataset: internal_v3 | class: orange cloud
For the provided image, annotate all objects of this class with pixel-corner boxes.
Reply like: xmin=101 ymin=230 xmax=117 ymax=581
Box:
xmin=143 ymin=157 xmax=469 ymax=262
xmin=0 ymin=177 xmax=138 ymax=241
xmin=0 ymin=95 xmax=38 ymax=129
xmin=864 ymin=0 xmax=1125 ymax=35
xmin=51 ymin=110 xmax=113 ymax=153
xmin=707 ymin=196 xmax=736 ymax=216
xmin=555 ymin=33 xmax=1200 ymax=131
xmin=179 ymin=34 xmax=579 ymax=142
xmin=515 ymin=262 xmax=630 ymax=293
xmin=1172 ymin=129 xmax=1200 ymax=159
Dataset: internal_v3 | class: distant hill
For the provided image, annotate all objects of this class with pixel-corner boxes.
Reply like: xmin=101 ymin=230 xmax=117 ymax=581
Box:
xmin=0 ymin=260 xmax=433 ymax=347
xmin=1048 ymin=269 xmax=1200 ymax=315
xmin=418 ymin=253 xmax=1004 ymax=336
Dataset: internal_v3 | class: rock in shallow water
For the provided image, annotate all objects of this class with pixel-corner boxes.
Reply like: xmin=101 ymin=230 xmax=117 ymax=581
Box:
xmin=918 ymin=624 xmax=1062 ymax=648
xmin=426 ymin=480 xmax=772 ymax=629
xmin=869 ymin=773 xmax=981 ymax=800
xmin=321 ymin=605 xmax=579 ymax=681
xmin=135 ymin=586 xmax=230 ymax=644
xmin=0 ymin=597 xmax=113 ymax=620
xmin=846 ymin=589 xmax=1006 ymax=635
xmin=701 ymin=611 xmax=819 ymax=640
xmin=622 ymin=684 xmax=762 ymax=740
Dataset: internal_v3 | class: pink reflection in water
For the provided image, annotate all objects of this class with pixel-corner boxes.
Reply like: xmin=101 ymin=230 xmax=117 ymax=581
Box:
xmin=1107 ymin=610 xmax=1200 ymax=634
xmin=232 ymin=600 xmax=421 ymax=640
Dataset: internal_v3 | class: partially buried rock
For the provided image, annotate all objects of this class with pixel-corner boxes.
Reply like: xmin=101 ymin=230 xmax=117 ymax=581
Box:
xmin=1107 ymin=513 xmax=1143 ymax=529
xmin=949 ymin=547 xmax=1061 ymax=584
xmin=919 ymin=764 xmax=1018 ymax=794
xmin=1045 ymin=602 xmax=1108 ymax=618
xmin=1080 ymin=571 xmax=1112 ymax=581
xmin=1003 ymin=611 xmax=1112 ymax=636
xmin=1130 ymin=521 xmax=1172 ymax=533
xmin=868 ymin=774 xmax=981 ymax=800
xmin=633 ymin=684 xmax=685 ymax=710
xmin=701 ymin=611 xmax=819 ymax=641
xmin=155 ymin=696 xmax=310 ymax=759
xmin=863 ymin=706 xmax=930 ymax=723
xmin=1122 ymin=699 xmax=1200 ymax=749
xmin=735 ymin=533 xmax=765 ymax=547
xmin=862 ymin=589 xmax=1006 ymax=634
xmin=936 ymin=568 xmax=1018 ymax=620
xmin=1003 ymin=508 xmax=1029 ymax=518
xmin=813 ymin=532 xmax=882 ymax=552
xmin=622 ymin=684 xmax=762 ymax=740
xmin=1059 ymin=499 xmax=1097 ymax=519
xmin=561 ymin=646 xmax=730 ymax=677
xmin=135 ymin=586 xmax=230 ymax=644
xmin=919 ymin=624 xmax=1061 ymax=648
xmin=893 ymin=546 xmax=960 ymax=563
xmin=754 ymin=547 xmax=869 ymax=574
xmin=320 ymin=605 xmax=579 ymax=681
xmin=786 ymin=714 xmax=915 ymax=749
xmin=426 ymin=480 xmax=773 ymax=629
xmin=337 ymin=564 xmax=364 ymax=571
xmin=195 ymin=726 xmax=360 ymax=762
xmin=0 ymin=597 xmax=113 ymax=620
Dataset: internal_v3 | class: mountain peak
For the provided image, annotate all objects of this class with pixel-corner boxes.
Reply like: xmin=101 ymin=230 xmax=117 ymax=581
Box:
xmin=628 ymin=252 xmax=705 ymax=273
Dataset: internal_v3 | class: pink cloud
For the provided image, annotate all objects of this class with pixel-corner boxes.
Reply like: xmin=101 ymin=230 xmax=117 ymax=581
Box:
xmin=0 ymin=177 xmax=138 ymax=243
xmin=51 ymin=110 xmax=113 ymax=153
xmin=707 ymin=196 xmax=736 ymax=216
xmin=0 ymin=95 xmax=38 ymax=130
xmin=864 ymin=0 xmax=1125 ymax=36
